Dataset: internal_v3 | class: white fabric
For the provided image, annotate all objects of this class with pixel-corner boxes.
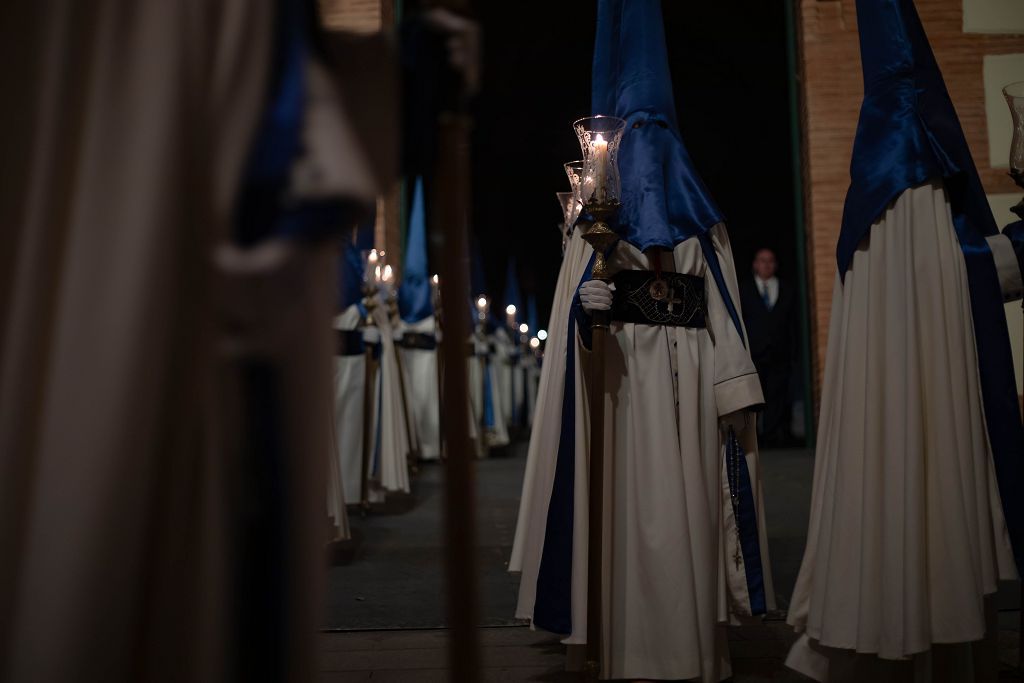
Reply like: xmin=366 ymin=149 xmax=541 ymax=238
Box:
xmin=754 ymin=274 xmax=780 ymax=308
xmin=332 ymin=305 xmax=382 ymax=505
xmin=509 ymin=228 xmax=593 ymax=574
xmin=985 ymin=233 xmax=1023 ymax=303
xmin=493 ymin=328 xmax=516 ymax=430
xmin=369 ymin=299 xmax=411 ymax=494
xmin=786 ymin=182 xmax=1016 ymax=681
xmin=513 ymin=225 xmax=774 ymax=682
xmin=398 ymin=316 xmax=442 ymax=460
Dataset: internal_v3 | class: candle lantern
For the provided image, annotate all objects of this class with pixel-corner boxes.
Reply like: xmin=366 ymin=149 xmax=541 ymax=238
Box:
xmin=1004 ymin=81 xmax=1024 ymax=218
xmin=573 ymin=116 xmax=626 ymax=280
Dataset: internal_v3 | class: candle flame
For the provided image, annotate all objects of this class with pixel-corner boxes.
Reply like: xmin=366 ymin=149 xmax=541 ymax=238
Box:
xmin=368 ymin=249 xmax=378 ymax=264
xmin=382 ymin=264 xmax=393 ymax=282
xmin=506 ymin=304 xmax=516 ymax=315
xmin=519 ymin=323 xmax=529 ymax=334
xmin=538 ymin=329 xmax=548 ymax=341
xmin=477 ymin=296 xmax=488 ymax=310
xmin=432 ymin=274 xmax=439 ymax=285
xmin=529 ymin=337 xmax=540 ymax=349
xmin=594 ymin=133 xmax=605 ymax=144
xmin=374 ymin=265 xmax=382 ymax=282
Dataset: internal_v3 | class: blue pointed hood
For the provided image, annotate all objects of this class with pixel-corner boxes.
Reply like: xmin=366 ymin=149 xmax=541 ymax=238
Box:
xmin=504 ymin=258 xmax=522 ymax=321
xmin=398 ymin=177 xmax=434 ymax=322
xmin=592 ymin=0 xmax=723 ymax=251
xmin=337 ymin=237 xmax=365 ymax=311
xmin=837 ymin=0 xmax=997 ymax=274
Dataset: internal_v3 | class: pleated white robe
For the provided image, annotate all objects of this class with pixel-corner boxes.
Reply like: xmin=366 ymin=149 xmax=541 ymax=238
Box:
xmin=786 ymin=182 xmax=1019 ymax=682
xmin=398 ymin=316 xmax=442 ymax=461
xmin=369 ymin=299 xmax=412 ymax=494
xmin=514 ymin=225 xmax=775 ymax=682
xmin=332 ymin=305 xmax=384 ymax=505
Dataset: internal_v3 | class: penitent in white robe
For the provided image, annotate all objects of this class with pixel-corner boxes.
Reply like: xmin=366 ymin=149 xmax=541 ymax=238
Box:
xmin=786 ymin=183 xmax=1021 ymax=682
xmin=333 ymin=305 xmax=380 ymax=505
xmin=513 ymin=224 xmax=775 ymax=682
xmin=398 ymin=316 xmax=442 ymax=461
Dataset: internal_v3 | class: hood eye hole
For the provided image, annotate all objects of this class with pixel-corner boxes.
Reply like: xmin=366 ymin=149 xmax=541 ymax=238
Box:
xmin=632 ymin=121 xmax=644 ymax=129
xmin=656 ymin=120 xmax=669 ymax=129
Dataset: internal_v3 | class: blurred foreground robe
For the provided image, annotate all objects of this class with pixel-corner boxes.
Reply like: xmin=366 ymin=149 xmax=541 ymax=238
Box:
xmin=0 ymin=1 xmax=383 ymax=681
xmin=510 ymin=1 xmax=774 ymax=680
xmin=785 ymin=1 xmax=1024 ymax=680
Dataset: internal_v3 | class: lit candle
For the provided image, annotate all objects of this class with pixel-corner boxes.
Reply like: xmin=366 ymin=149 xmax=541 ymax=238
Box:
xmin=365 ymin=249 xmax=379 ymax=282
xmin=506 ymin=304 xmax=516 ymax=330
xmin=529 ymin=337 xmax=540 ymax=350
xmin=592 ymin=133 xmax=608 ymax=200
xmin=538 ymin=329 xmax=548 ymax=341
xmin=519 ymin=323 xmax=529 ymax=335
xmin=476 ymin=296 xmax=489 ymax=321
xmin=374 ymin=264 xmax=382 ymax=284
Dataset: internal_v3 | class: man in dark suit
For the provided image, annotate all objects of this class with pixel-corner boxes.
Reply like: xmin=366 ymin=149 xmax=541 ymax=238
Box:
xmin=739 ymin=247 xmax=797 ymax=447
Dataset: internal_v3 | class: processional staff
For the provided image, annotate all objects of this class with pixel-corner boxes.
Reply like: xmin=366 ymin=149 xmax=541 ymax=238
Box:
xmin=572 ymin=114 xmax=627 ymax=681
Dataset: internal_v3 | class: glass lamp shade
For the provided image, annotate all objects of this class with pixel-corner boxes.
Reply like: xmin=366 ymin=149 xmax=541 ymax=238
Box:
xmin=573 ymin=115 xmax=626 ymax=205
xmin=556 ymin=191 xmax=575 ymax=231
xmin=563 ymin=160 xmax=586 ymax=224
xmin=1004 ymin=81 xmax=1024 ymax=180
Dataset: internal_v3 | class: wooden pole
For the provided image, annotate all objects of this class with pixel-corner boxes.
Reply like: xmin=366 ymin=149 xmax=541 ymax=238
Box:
xmin=579 ymin=205 xmax=619 ymax=680
xmin=435 ymin=111 xmax=480 ymax=683
xmin=585 ymin=311 xmax=608 ymax=680
xmin=359 ymin=328 xmax=377 ymax=515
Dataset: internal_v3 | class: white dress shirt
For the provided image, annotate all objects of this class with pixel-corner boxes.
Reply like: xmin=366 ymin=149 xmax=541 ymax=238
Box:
xmin=754 ymin=275 xmax=779 ymax=309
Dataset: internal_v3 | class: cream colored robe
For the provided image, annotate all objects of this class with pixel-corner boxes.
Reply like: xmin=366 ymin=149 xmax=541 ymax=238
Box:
xmin=786 ymin=183 xmax=1021 ymax=682
xmin=398 ymin=316 xmax=442 ymax=461
xmin=513 ymin=224 xmax=775 ymax=682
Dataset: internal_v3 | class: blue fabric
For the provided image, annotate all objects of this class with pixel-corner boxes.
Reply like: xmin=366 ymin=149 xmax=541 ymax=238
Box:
xmin=590 ymin=0 xmax=743 ymax=341
xmin=483 ymin=357 xmax=496 ymax=429
xmin=842 ymin=0 xmax=1024 ymax=571
xmin=338 ymin=238 xmax=366 ymax=311
xmin=726 ymin=427 xmax=767 ymax=616
xmin=591 ymin=0 xmax=723 ymax=253
xmin=399 ymin=177 xmax=434 ymax=322
xmin=505 ymin=258 xmax=522 ymax=321
xmin=534 ymin=254 xmax=595 ymax=634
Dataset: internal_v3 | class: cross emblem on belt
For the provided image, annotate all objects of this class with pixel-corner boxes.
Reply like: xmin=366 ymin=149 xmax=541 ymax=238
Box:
xmin=665 ymin=286 xmax=682 ymax=314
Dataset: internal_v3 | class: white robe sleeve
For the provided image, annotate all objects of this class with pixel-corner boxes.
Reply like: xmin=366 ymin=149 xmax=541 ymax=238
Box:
xmin=704 ymin=223 xmax=765 ymax=417
xmin=986 ymin=234 xmax=1023 ymax=303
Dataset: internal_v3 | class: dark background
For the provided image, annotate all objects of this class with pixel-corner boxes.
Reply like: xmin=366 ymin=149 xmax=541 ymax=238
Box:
xmin=469 ymin=0 xmax=799 ymax=329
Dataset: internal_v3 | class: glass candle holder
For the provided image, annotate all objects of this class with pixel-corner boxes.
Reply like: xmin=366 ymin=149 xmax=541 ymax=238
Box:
xmin=556 ymin=191 xmax=575 ymax=232
xmin=1004 ymin=82 xmax=1024 ymax=181
xmin=573 ymin=116 xmax=626 ymax=206
xmin=563 ymin=160 xmax=586 ymax=225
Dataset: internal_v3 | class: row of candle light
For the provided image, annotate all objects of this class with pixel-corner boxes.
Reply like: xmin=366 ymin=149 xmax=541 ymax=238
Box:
xmin=361 ymin=249 xmax=545 ymax=350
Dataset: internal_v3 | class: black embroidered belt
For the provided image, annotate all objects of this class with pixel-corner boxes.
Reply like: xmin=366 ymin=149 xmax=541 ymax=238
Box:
xmin=399 ymin=332 xmax=437 ymax=350
xmin=610 ymin=270 xmax=706 ymax=328
xmin=335 ymin=329 xmax=366 ymax=356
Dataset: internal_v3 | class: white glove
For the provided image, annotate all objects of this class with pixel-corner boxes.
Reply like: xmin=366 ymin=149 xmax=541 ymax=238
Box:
xmin=580 ymin=279 xmax=615 ymax=313
xmin=363 ymin=326 xmax=381 ymax=345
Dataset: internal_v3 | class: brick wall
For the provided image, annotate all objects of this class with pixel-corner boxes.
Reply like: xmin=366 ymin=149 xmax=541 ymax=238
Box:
xmin=798 ymin=0 xmax=1023 ymax=392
